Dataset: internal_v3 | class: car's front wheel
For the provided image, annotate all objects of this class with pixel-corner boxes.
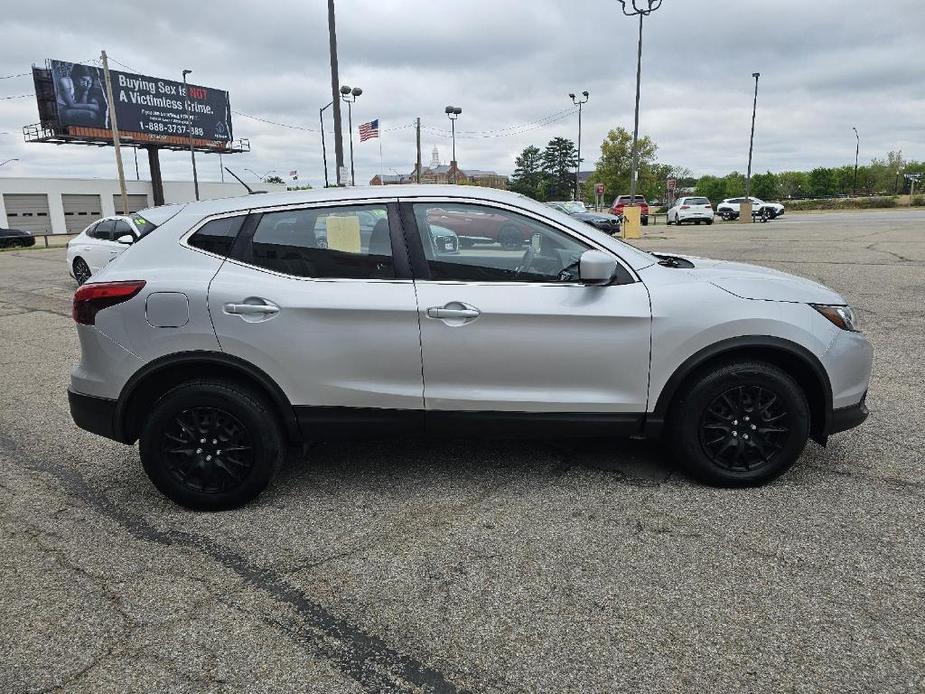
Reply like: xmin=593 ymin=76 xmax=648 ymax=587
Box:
xmin=139 ymin=380 xmax=283 ymax=511
xmin=667 ymin=360 xmax=810 ymax=486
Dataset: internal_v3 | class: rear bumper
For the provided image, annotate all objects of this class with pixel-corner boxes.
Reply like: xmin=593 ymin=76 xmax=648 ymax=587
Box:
xmin=826 ymin=393 xmax=869 ymax=435
xmin=68 ymin=389 xmax=122 ymax=442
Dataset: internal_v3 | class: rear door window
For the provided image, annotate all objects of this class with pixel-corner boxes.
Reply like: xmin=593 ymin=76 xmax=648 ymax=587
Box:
xmin=93 ymin=220 xmax=116 ymax=240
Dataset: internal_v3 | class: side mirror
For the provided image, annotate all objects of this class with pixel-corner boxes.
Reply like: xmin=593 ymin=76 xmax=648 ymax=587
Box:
xmin=579 ymin=250 xmax=617 ymax=285
xmin=116 ymin=234 xmax=134 ymax=245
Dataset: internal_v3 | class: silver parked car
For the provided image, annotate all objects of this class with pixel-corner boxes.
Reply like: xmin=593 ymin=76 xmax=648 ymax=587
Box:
xmin=68 ymin=186 xmax=872 ymax=510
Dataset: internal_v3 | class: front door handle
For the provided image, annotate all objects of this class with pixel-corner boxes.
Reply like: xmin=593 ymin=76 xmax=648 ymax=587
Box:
xmin=426 ymin=302 xmax=481 ymax=323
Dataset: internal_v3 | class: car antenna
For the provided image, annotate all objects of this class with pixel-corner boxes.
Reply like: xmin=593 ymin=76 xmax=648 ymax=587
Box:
xmin=224 ymin=167 xmax=265 ymax=194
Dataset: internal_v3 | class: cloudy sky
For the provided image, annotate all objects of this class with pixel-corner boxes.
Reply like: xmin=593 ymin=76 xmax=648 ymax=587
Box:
xmin=0 ymin=0 xmax=922 ymax=189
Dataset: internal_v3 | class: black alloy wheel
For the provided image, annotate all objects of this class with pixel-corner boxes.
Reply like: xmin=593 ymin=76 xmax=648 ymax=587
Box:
xmin=698 ymin=385 xmax=790 ymax=473
xmin=73 ymin=258 xmax=91 ymax=285
xmin=159 ymin=406 xmax=255 ymax=494
xmin=140 ymin=380 xmax=283 ymax=510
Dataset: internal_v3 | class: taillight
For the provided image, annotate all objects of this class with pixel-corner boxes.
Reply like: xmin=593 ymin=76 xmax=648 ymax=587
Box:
xmin=73 ymin=281 xmax=146 ymax=325
xmin=680 ymin=205 xmax=690 ymax=210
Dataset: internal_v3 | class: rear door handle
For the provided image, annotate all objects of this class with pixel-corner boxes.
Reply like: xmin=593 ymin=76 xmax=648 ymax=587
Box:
xmin=224 ymin=301 xmax=280 ymax=316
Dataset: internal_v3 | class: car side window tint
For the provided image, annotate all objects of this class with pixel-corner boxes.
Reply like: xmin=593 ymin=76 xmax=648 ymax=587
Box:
xmin=94 ymin=220 xmax=115 ymax=240
xmin=411 ymin=203 xmax=589 ymax=283
xmin=247 ymin=204 xmax=393 ymax=279
xmin=188 ymin=216 xmax=246 ymax=257
xmin=113 ymin=220 xmax=134 ymax=238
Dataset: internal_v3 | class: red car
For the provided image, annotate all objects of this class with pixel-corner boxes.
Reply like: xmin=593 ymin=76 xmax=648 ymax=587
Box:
xmin=610 ymin=195 xmax=649 ymax=226
xmin=426 ymin=208 xmax=534 ymax=249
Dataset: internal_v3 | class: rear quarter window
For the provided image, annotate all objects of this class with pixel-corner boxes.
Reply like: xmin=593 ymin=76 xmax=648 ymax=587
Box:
xmin=187 ymin=216 xmax=247 ymax=257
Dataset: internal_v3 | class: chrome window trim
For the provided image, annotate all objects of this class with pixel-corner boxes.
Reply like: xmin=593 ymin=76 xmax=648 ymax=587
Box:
xmin=401 ymin=195 xmax=641 ymax=284
xmin=179 ymin=199 xmax=408 ymax=283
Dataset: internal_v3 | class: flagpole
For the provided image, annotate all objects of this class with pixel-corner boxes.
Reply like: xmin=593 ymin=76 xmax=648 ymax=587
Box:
xmin=378 ymin=118 xmax=383 ymax=186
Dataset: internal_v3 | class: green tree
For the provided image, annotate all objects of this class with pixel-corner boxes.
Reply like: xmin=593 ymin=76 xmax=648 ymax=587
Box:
xmin=695 ymin=175 xmax=727 ymax=204
xmin=264 ymin=175 xmax=286 ymax=185
xmin=777 ymin=171 xmax=809 ymax=199
xmin=509 ymin=145 xmax=546 ymax=199
xmin=590 ymin=127 xmax=657 ymax=205
xmin=808 ymin=167 xmax=835 ymax=197
xmin=541 ymin=137 xmax=579 ymax=200
xmin=722 ymin=171 xmax=747 ymax=198
xmin=750 ymin=171 xmax=779 ymax=201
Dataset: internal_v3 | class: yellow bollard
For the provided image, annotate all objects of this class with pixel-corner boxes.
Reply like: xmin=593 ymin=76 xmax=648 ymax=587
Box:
xmin=622 ymin=205 xmax=642 ymax=239
xmin=739 ymin=201 xmax=752 ymax=224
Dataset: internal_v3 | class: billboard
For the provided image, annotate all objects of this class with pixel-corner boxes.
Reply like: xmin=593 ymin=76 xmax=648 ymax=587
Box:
xmin=43 ymin=59 xmax=232 ymax=143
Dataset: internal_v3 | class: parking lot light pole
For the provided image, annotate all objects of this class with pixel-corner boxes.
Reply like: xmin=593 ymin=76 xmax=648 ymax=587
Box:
xmin=745 ymin=72 xmax=760 ymax=200
xmin=617 ymin=1 xmax=662 ymax=207
xmin=570 ymin=91 xmax=589 ymax=201
xmin=182 ymin=69 xmax=200 ymax=201
xmin=340 ymin=86 xmax=362 ymax=186
xmin=320 ymin=100 xmax=334 ymax=187
xmin=852 ymin=127 xmax=860 ymax=197
xmin=445 ymin=106 xmax=462 ymax=183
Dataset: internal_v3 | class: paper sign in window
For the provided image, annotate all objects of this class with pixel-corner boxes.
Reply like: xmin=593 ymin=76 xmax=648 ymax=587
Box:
xmin=325 ymin=216 xmax=361 ymax=253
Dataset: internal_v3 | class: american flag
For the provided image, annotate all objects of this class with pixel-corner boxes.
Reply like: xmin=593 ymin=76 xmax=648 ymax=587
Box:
xmin=288 ymin=170 xmax=298 ymax=180
xmin=359 ymin=119 xmax=379 ymax=142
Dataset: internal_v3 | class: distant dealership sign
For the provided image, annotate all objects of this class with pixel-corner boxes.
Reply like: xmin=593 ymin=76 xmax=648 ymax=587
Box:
xmin=38 ymin=59 xmax=233 ymax=143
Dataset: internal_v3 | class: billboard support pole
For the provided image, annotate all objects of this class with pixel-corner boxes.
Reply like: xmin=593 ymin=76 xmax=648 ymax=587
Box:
xmin=146 ymin=146 xmax=164 ymax=206
xmin=100 ymin=50 xmax=129 ymax=215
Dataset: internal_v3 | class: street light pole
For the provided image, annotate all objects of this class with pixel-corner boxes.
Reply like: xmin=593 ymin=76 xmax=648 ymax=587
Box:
xmin=745 ymin=72 xmax=760 ymax=200
xmin=617 ymin=1 xmax=662 ymax=207
xmin=182 ymin=69 xmax=200 ymax=201
xmin=340 ymin=86 xmax=362 ymax=186
xmin=320 ymin=100 xmax=333 ymax=187
xmin=852 ymin=126 xmax=860 ymax=197
xmin=570 ymin=91 xmax=589 ymax=200
xmin=444 ymin=106 xmax=462 ymax=183
xmin=327 ymin=0 xmax=345 ymax=186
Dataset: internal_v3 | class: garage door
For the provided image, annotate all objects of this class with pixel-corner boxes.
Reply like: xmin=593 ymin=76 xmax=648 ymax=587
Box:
xmin=3 ymin=194 xmax=51 ymax=235
xmin=112 ymin=194 xmax=150 ymax=214
xmin=62 ymin=194 xmax=103 ymax=233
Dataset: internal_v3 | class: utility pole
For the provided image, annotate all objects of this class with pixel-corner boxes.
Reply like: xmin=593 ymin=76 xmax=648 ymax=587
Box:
xmin=852 ymin=127 xmax=860 ymax=197
xmin=570 ymin=91 xmax=589 ymax=200
xmin=100 ymin=50 xmax=129 ymax=215
xmin=340 ymin=86 xmax=362 ymax=186
xmin=327 ymin=0 xmax=345 ymax=185
xmin=415 ymin=117 xmax=422 ymax=183
xmin=182 ymin=69 xmax=200 ymax=201
xmin=320 ymin=101 xmax=333 ymax=187
xmin=745 ymin=72 xmax=760 ymax=200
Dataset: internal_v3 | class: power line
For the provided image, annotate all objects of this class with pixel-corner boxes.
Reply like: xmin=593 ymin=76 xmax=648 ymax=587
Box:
xmin=0 ymin=93 xmax=34 ymax=100
xmin=0 ymin=72 xmax=30 ymax=80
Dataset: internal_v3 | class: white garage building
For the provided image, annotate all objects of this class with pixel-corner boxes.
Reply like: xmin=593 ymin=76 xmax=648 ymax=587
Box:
xmin=0 ymin=177 xmax=287 ymax=236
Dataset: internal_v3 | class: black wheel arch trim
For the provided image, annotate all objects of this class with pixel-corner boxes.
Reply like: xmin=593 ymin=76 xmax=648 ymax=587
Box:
xmin=646 ymin=335 xmax=834 ymax=441
xmin=114 ymin=351 xmax=300 ymax=444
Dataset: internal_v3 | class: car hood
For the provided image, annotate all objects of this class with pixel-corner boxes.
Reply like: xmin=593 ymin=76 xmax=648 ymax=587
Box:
xmin=663 ymin=254 xmax=845 ymax=304
xmin=576 ymin=212 xmax=621 ymax=222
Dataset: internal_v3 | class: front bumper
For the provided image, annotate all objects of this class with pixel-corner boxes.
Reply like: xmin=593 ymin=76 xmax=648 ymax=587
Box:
xmin=827 ymin=392 xmax=869 ymax=435
xmin=68 ymin=389 xmax=121 ymax=442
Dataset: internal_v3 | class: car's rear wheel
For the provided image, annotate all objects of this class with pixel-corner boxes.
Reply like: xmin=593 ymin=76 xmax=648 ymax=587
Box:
xmin=139 ymin=380 xmax=283 ymax=511
xmin=706 ymin=219 xmax=714 ymax=225
xmin=73 ymin=257 xmax=91 ymax=285
xmin=499 ymin=225 xmax=523 ymax=250
xmin=641 ymin=217 xmax=649 ymax=226
xmin=667 ymin=360 xmax=809 ymax=486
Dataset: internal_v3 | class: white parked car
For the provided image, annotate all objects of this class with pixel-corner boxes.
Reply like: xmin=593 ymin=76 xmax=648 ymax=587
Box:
xmin=667 ymin=197 xmax=715 ymax=226
xmin=716 ymin=197 xmax=785 ymax=221
xmin=66 ymin=214 xmax=156 ymax=285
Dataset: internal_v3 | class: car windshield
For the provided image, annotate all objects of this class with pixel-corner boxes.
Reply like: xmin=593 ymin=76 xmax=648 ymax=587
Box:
xmin=560 ymin=202 xmax=586 ymax=213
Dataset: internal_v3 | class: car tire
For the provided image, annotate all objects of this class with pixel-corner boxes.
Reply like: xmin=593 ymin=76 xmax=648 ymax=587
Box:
xmin=667 ymin=360 xmax=810 ymax=487
xmin=499 ymin=225 xmax=523 ymax=250
xmin=642 ymin=217 xmax=649 ymax=226
xmin=139 ymin=380 xmax=284 ymax=511
xmin=706 ymin=219 xmax=714 ymax=225
xmin=73 ymin=257 xmax=91 ymax=286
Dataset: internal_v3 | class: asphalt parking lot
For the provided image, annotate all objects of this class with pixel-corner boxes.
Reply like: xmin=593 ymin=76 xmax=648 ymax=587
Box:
xmin=1 ymin=209 xmax=923 ymax=693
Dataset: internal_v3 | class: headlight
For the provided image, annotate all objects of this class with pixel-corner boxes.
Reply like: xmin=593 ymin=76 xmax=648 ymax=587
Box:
xmin=811 ymin=304 xmax=860 ymax=332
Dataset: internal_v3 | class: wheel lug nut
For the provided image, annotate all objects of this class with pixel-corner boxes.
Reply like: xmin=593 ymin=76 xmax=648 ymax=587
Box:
xmin=206 ymin=455 xmax=212 ymax=461
xmin=751 ymin=424 xmax=756 ymax=430
xmin=732 ymin=432 xmax=738 ymax=437
xmin=744 ymin=434 xmax=749 ymax=440
xmin=196 ymin=448 xmax=202 ymax=454
xmin=200 ymin=439 xmax=206 ymax=444
xmin=212 ymin=439 xmax=218 ymax=444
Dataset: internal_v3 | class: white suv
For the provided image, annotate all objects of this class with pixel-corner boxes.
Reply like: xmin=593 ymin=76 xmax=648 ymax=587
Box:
xmin=68 ymin=186 xmax=871 ymax=510
xmin=717 ymin=197 xmax=785 ymax=221
xmin=668 ymin=197 xmax=715 ymax=225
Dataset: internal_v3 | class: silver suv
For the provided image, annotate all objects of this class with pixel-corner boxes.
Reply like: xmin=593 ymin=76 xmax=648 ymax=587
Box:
xmin=68 ymin=186 xmax=872 ymax=510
